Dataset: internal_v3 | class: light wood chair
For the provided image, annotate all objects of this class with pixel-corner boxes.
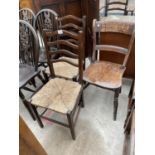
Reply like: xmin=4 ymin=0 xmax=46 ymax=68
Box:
xmin=83 ymin=18 xmax=135 ymax=120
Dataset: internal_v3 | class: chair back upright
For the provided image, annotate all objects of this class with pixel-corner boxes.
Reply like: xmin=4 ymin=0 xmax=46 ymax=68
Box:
xmin=92 ymin=18 xmax=135 ymax=68
xmin=19 ymin=20 xmax=39 ymax=71
xmin=19 ymin=8 xmax=35 ymax=27
xmin=43 ymin=29 xmax=84 ymax=83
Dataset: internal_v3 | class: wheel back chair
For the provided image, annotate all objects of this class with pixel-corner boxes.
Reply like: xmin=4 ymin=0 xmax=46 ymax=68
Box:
xmin=34 ymin=9 xmax=59 ymax=67
xmin=28 ymin=29 xmax=84 ymax=140
xmin=19 ymin=20 xmax=45 ymax=120
xmin=19 ymin=8 xmax=35 ymax=26
xmin=83 ymin=18 xmax=135 ymax=120
xmin=44 ymin=15 xmax=86 ymax=81
xmin=104 ymin=0 xmax=129 ymax=16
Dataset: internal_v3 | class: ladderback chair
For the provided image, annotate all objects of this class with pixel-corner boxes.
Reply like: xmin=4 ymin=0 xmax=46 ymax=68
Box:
xmin=83 ymin=18 xmax=135 ymax=120
xmin=29 ymin=29 xmax=84 ymax=140
xmin=19 ymin=8 xmax=35 ymax=26
xmin=19 ymin=20 xmax=45 ymax=120
xmin=44 ymin=15 xmax=86 ymax=80
xmin=34 ymin=9 xmax=59 ymax=67
xmin=105 ymin=0 xmax=129 ymax=16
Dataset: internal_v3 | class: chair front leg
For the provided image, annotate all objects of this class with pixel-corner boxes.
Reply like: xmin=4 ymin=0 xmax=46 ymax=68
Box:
xmin=19 ymin=90 xmax=36 ymax=121
xmin=113 ymin=88 xmax=121 ymax=121
xmin=67 ymin=112 xmax=75 ymax=140
xmin=31 ymin=104 xmax=44 ymax=128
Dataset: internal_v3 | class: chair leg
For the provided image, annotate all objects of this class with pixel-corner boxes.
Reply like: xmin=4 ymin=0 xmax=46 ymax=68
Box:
xmin=42 ymin=70 xmax=49 ymax=83
xmin=19 ymin=90 xmax=36 ymax=121
xmin=81 ymin=92 xmax=85 ymax=108
xmin=113 ymin=89 xmax=120 ymax=121
xmin=67 ymin=113 xmax=75 ymax=140
xmin=31 ymin=104 xmax=44 ymax=128
xmin=37 ymin=73 xmax=46 ymax=84
xmin=31 ymin=78 xmax=36 ymax=88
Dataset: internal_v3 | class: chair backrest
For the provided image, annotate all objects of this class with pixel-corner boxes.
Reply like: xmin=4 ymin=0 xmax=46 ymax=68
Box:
xmin=105 ymin=0 xmax=129 ymax=16
xmin=34 ymin=9 xmax=58 ymax=37
xmin=58 ymin=15 xmax=86 ymax=33
xmin=19 ymin=20 xmax=39 ymax=70
xmin=57 ymin=15 xmax=86 ymax=60
xmin=92 ymin=18 xmax=135 ymax=67
xmin=43 ymin=29 xmax=84 ymax=83
xmin=19 ymin=8 xmax=35 ymax=26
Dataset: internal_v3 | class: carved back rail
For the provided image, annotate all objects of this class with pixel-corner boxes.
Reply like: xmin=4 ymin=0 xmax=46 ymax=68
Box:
xmin=43 ymin=29 xmax=84 ymax=83
xmin=19 ymin=20 xmax=39 ymax=70
xmin=34 ymin=9 xmax=58 ymax=40
xmin=92 ymin=18 xmax=135 ymax=67
xmin=19 ymin=8 xmax=35 ymax=27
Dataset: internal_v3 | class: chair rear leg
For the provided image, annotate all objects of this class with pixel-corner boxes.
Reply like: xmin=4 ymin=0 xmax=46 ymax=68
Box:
xmin=67 ymin=113 xmax=75 ymax=140
xmin=113 ymin=88 xmax=120 ymax=120
xmin=81 ymin=92 xmax=85 ymax=108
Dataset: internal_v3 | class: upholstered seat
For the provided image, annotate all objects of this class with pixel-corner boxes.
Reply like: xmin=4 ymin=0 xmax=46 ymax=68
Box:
xmin=31 ymin=78 xmax=81 ymax=114
xmin=45 ymin=57 xmax=78 ymax=79
xmin=83 ymin=61 xmax=125 ymax=89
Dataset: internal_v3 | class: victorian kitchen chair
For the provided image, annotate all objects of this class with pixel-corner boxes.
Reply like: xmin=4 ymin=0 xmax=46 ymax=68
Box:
xmin=19 ymin=8 xmax=35 ymax=26
xmin=44 ymin=15 xmax=86 ymax=80
xmin=29 ymin=29 xmax=84 ymax=140
xmin=34 ymin=9 xmax=59 ymax=67
xmin=83 ymin=18 xmax=135 ymax=120
xmin=19 ymin=20 xmax=45 ymax=120
xmin=104 ymin=0 xmax=129 ymax=16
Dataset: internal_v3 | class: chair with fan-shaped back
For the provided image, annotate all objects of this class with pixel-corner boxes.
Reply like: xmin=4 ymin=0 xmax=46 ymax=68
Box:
xmin=29 ymin=29 xmax=84 ymax=140
xmin=19 ymin=20 xmax=45 ymax=120
xmin=34 ymin=9 xmax=59 ymax=67
xmin=19 ymin=8 xmax=35 ymax=26
xmin=83 ymin=18 xmax=135 ymax=120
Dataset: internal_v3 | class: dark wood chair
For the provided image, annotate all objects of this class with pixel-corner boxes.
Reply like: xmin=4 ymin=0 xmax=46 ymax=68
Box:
xmin=19 ymin=20 xmax=45 ymax=120
xmin=34 ymin=9 xmax=59 ymax=67
xmin=104 ymin=0 xmax=129 ymax=16
xmin=29 ymin=29 xmax=84 ymax=140
xmin=83 ymin=18 xmax=135 ymax=120
xmin=44 ymin=15 xmax=86 ymax=80
xmin=19 ymin=8 xmax=35 ymax=26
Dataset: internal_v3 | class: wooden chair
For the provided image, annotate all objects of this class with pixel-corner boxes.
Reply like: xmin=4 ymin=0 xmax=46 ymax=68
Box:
xmin=83 ymin=19 xmax=135 ymax=120
xmin=44 ymin=15 xmax=86 ymax=80
xmin=19 ymin=8 xmax=35 ymax=26
xmin=104 ymin=0 xmax=129 ymax=16
xmin=29 ymin=29 xmax=84 ymax=140
xmin=34 ymin=9 xmax=59 ymax=67
xmin=19 ymin=20 xmax=45 ymax=120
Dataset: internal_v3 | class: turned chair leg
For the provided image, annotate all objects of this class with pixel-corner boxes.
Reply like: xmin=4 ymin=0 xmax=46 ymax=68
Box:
xmin=31 ymin=78 xmax=36 ymax=88
xmin=67 ymin=113 xmax=75 ymax=140
xmin=31 ymin=104 xmax=44 ymax=128
xmin=113 ymin=88 xmax=120 ymax=121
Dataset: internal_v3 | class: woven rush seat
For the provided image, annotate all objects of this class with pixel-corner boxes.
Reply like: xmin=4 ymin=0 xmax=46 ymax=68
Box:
xmin=31 ymin=78 xmax=81 ymax=114
xmin=83 ymin=61 xmax=125 ymax=89
xmin=45 ymin=57 xmax=78 ymax=79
